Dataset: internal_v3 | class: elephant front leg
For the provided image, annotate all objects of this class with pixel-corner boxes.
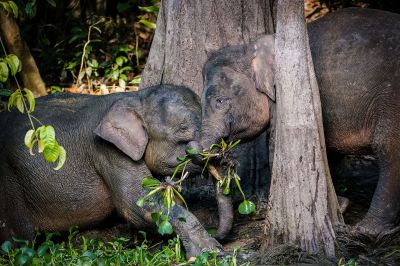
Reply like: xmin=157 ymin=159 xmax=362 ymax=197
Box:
xmin=167 ymin=204 xmax=223 ymax=258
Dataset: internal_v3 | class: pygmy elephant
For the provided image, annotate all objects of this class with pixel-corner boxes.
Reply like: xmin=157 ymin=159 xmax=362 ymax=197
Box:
xmin=0 ymin=85 xmax=221 ymax=257
xmin=198 ymin=8 xmax=400 ymax=236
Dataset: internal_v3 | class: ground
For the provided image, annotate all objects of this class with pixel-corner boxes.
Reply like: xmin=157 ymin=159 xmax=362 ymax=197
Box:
xmin=71 ymin=156 xmax=400 ymax=265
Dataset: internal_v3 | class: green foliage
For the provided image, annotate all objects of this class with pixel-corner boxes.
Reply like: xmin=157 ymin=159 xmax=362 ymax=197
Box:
xmin=7 ymin=88 xmax=34 ymax=113
xmin=0 ymin=36 xmax=66 ymax=170
xmin=0 ymin=54 xmax=21 ymax=82
xmin=137 ymin=139 xmax=255 ymax=236
xmin=23 ymin=0 xmax=56 ymax=19
xmin=0 ymin=1 xmax=18 ymax=18
xmin=50 ymin=85 xmax=64 ymax=94
xmin=24 ymin=125 xmax=66 ymax=170
xmin=203 ymin=140 xmax=256 ymax=215
xmin=0 ymin=230 xmax=244 ymax=265
xmin=238 ymin=200 xmax=256 ymax=215
xmin=338 ymin=257 xmax=357 ymax=266
xmin=136 ymin=160 xmax=191 ymax=235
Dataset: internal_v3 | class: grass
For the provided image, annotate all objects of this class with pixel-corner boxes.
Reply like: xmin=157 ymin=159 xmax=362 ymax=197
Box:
xmin=0 ymin=228 xmax=247 ymax=266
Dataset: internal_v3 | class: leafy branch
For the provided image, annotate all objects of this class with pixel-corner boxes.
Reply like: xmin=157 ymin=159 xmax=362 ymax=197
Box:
xmin=0 ymin=32 xmax=66 ymax=170
xmin=136 ymin=139 xmax=256 ymax=235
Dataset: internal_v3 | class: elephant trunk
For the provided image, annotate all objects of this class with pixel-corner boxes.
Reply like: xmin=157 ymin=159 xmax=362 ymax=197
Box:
xmin=213 ymin=175 xmax=234 ymax=241
xmin=186 ymin=143 xmax=235 ymax=240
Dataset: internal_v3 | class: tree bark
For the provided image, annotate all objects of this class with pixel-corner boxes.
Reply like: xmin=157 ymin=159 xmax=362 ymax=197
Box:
xmin=141 ymin=0 xmax=275 ymax=199
xmin=141 ymin=0 xmax=275 ymax=96
xmin=263 ymin=0 xmax=342 ymax=257
xmin=0 ymin=10 xmax=47 ymax=97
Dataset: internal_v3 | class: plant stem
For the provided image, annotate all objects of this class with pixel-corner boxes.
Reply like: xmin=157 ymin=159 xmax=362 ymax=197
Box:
xmin=0 ymin=36 xmax=36 ymax=131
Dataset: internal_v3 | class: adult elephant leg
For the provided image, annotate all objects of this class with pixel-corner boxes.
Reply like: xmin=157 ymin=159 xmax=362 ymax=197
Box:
xmin=356 ymin=126 xmax=400 ymax=236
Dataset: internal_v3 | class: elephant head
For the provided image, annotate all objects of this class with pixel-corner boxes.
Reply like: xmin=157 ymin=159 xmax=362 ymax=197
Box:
xmin=94 ymin=85 xmax=202 ymax=177
xmin=200 ymin=35 xmax=275 ymax=149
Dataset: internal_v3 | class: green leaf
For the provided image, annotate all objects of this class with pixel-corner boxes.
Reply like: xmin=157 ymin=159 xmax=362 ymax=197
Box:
xmin=7 ymin=90 xmax=19 ymax=111
xmin=23 ymin=88 xmax=35 ymax=113
xmin=223 ymin=184 xmax=230 ymax=195
xmin=8 ymin=0 xmax=18 ymax=18
xmin=142 ymin=177 xmax=161 ymax=189
xmin=206 ymin=227 xmax=217 ymax=236
xmin=151 ymin=211 xmax=162 ymax=224
xmin=1 ymin=241 xmax=12 ymax=253
xmin=238 ymin=200 xmax=256 ymax=215
xmin=15 ymin=94 xmax=24 ymax=113
xmin=38 ymin=139 xmax=45 ymax=153
xmin=16 ymin=254 xmax=29 ymax=265
xmin=85 ymin=66 xmax=92 ymax=77
xmin=43 ymin=144 xmax=60 ymax=163
xmin=115 ymin=56 xmax=127 ymax=66
xmin=36 ymin=244 xmax=48 ymax=257
xmin=118 ymin=78 xmax=126 ymax=89
xmin=158 ymin=220 xmax=173 ymax=235
xmin=129 ymin=75 xmax=141 ymax=85
xmin=136 ymin=198 xmax=145 ymax=208
xmin=54 ymin=145 xmax=66 ymax=170
xmin=24 ymin=1 xmax=37 ymax=18
xmin=28 ymin=139 xmax=37 ymax=155
xmin=46 ymin=0 xmax=56 ymax=7
xmin=119 ymin=66 xmax=133 ymax=73
xmin=5 ymin=54 xmax=21 ymax=76
xmin=20 ymin=246 xmax=34 ymax=257
xmin=87 ymin=59 xmax=98 ymax=68
xmin=176 ymin=156 xmax=186 ymax=162
xmin=186 ymin=148 xmax=199 ymax=156
xmin=82 ymin=250 xmax=97 ymax=259
xmin=138 ymin=6 xmax=159 ymax=13
xmin=0 ymin=62 xmax=9 ymax=83
xmin=172 ymin=188 xmax=188 ymax=210
xmin=40 ymin=125 xmax=56 ymax=143
xmin=0 ymin=89 xmax=12 ymax=96
xmin=24 ymin=129 xmax=35 ymax=148
xmin=139 ymin=19 xmax=156 ymax=30
xmin=111 ymin=69 xmax=119 ymax=81
xmin=229 ymin=139 xmax=241 ymax=149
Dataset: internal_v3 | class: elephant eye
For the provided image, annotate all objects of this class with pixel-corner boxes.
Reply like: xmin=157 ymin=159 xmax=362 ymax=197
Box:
xmin=179 ymin=124 xmax=189 ymax=131
xmin=214 ymin=96 xmax=230 ymax=110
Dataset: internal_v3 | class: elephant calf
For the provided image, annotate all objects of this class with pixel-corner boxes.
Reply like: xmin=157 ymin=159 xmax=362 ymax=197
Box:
xmin=0 ymin=85 xmax=221 ymax=257
xmin=198 ymin=8 xmax=400 ymax=237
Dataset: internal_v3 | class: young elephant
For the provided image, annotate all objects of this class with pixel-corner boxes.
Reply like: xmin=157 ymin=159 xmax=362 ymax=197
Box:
xmin=0 ymin=85 xmax=221 ymax=257
xmin=198 ymin=8 xmax=400 ymax=237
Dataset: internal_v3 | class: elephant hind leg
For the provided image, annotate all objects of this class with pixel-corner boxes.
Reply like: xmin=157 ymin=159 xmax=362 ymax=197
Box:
xmin=355 ymin=124 xmax=400 ymax=236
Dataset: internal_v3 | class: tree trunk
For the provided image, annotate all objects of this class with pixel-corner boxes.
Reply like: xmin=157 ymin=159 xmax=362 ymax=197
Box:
xmin=263 ymin=0 xmax=342 ymax=257
xmin=141 ymin=0 xmax=275 ymax=199
xmin=0 ymin=10 xmax=47 ymax=97
xmin=141 ymin=0 xmax=275 ymax=95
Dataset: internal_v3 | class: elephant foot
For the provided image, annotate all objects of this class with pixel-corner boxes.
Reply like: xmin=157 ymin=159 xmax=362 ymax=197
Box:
xmin=183 ymin=233 xmax=224 ymax=258
xmin=352 ymin=218 xmax=395 ymax=238
xmin=338 ymin=196 xmax=350 ymax=214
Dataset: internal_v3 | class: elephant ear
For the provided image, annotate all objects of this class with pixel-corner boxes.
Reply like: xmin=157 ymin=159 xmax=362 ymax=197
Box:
xmin=251 ymin=35 xmax=275 ymax=101
xmin=94 ymin=99 xmax=148 ymax=161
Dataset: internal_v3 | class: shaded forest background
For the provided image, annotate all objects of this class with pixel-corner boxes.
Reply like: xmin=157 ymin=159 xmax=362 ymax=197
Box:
xmin=1 ymin=0 xmax=399 ymax=98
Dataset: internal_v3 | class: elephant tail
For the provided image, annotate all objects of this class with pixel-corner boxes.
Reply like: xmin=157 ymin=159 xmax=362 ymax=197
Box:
xmin=213 ymin=183 xmax=234 ymax=241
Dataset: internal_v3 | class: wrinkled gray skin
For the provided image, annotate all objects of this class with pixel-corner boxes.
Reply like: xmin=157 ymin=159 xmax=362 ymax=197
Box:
xmin=0 ymin=85 xmax=222 ymax=257
xmin=198 ymin=8 xmax=400 ymax=237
